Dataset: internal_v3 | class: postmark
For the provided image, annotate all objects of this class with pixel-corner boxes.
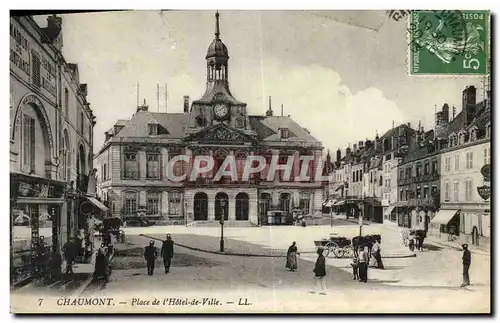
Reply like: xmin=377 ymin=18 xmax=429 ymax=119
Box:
xmin=408 ymin=10 xmax=489 ymax=75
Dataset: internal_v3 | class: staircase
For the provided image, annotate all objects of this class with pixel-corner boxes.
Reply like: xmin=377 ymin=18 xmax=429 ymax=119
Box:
xmin=187 ymin=220 xmax=259 ymax=228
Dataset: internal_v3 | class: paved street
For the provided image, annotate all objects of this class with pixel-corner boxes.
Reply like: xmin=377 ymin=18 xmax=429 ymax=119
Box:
xmin=11 ymin=220 xmax=490 ymax=313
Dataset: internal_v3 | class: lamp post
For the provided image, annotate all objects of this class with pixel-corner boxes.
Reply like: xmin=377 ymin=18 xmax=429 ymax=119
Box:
xmin=219 ymin=200 xmax=225 ymax=252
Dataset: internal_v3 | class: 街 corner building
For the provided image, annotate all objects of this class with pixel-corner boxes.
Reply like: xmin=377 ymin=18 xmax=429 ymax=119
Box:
xmin=94 ymin=12 xmax=327 ymax=226
xmin=10 ymin=15 xmax=106 ymax=285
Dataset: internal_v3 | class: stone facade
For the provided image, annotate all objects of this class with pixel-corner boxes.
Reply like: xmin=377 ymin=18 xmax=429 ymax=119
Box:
xmin=94 ymin=13 xmax=326 ymax=226
xmin=10 ymin=14 xmax=96 ymax=280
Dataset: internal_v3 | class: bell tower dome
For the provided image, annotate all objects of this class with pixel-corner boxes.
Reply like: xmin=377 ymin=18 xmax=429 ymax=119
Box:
xmin=206 ymin=11 xmax=229 ymax=82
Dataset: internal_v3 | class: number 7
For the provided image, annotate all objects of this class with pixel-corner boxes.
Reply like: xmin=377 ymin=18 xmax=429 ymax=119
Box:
xmin=38 ymin=298 xmax=43 ymax=306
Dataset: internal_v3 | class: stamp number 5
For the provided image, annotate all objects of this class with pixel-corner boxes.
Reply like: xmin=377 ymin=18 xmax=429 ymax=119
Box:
xmin=463 ymin=53 xmax=480 ymax=70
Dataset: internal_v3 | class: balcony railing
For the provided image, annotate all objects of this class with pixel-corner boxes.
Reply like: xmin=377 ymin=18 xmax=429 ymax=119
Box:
xmin=398 ymin=171 xmax=440 ymax=186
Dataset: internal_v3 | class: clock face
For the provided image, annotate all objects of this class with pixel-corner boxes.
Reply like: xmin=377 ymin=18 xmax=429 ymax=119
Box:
xmin=214 ymin=104 xmax=228 ymax=118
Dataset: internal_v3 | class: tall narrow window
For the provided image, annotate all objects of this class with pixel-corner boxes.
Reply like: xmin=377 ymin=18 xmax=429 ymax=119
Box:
xmin=484 ymin=148 xmax=490 ymax=165
xmin=299 ymin=192 xmax=311 ymax=213
xmin=22 ymin=115 xmax=35 ymax=172
xmin=80 ymin=112 xmax=84 ymax=134
xmin=123 ymin=191 xmax=137 ymax=216
xmin=444 ymin=182 xmax=450 ymax=201
xmin=453 ymin=182 xmax=459 ymax=202
xmin=146 ymin=154 xmax=160 ymax=179
xmin=64 ymin=87 xmax=69 ymax=117
xmin=465 ymin=179 xmax=473 ymax=201
xmin=169 ymin=191 xmax=181 ymax=215
xmin=466 ymin=152 xmax=473 ymax=169
xmin=445 ymin=156 xmax=451 ymax=172
xmin=103 ymin=164 xmax=107 ymax=181
xmin=146 ymin=191 xmax=161 ymax=216
xmin=124 ymin=153 xmax=138 ymax=179
xmin=454 ymin=155 xmax=460 ymax=171
xmin=31 ymin=51 xmax=41 ymax=87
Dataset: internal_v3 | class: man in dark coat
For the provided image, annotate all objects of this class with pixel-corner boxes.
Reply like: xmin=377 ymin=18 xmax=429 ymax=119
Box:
xmin=161 ymin=234 xmax=174 ymax=274
xmin=62 ymin=238 xmax=77 ymax=277
xmin=144 ymin=240 xmax=158 ymax=276
xmin=461 ymin=243 xmax=471 ymax=287
xmin=311 ymin=247 xmax=327 ymax=295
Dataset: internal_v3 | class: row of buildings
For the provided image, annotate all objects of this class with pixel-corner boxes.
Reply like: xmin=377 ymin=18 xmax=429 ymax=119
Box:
xmin=326 ymin=86 xmax=491 ymax=245
xmin=93 ymin=12 xmax=326 ymax=226
xmin=10 ymin=15 xmax=106 ymax=284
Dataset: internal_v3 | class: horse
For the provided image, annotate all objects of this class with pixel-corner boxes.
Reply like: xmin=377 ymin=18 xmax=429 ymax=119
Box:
xmin=352 ymin=234 xmax=381 ymax=259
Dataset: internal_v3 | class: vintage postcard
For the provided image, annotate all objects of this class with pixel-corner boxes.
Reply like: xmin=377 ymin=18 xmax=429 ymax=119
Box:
xmin=9 ymin=10 xmax=491 ymax=314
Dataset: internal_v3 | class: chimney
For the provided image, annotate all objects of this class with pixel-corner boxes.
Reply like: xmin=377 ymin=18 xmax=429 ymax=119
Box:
xmin=442 ymin=103 xmax=450 ymax=123
xmin=407 ymin=122 xmax=411 ymax=128
xmin=462 ymin=86 xmax=477 ymax=126
xmin=183 ymin=96 xmax=190 ymax=113
xmin=358 ymin=141 xmax=364 ymax=149
xmin=281 ymin=104 xmax=284 ymax=117
xmin=365 ymin=139 xmax=372 ymax=149
xmin=346 ymin=146 xmax=351 ymax=155
xmin=336 ymin=148 xmax=341 ymax=163
xmin=137 ymin=98 xmax=149 ymax=112
xmin=266 ymin=96 xmax=273 ymax=116
xmin=353 ymin=143 xmax=357 ymax=151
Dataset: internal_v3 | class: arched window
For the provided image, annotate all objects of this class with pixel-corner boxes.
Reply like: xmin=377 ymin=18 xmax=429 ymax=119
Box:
xmin=235 ymin=192 xmax=249 ymax=220
xmin=279 ymin=193 xmax=291 ymax=214
xmin=169 ymin=191 xmax=182 ymax=215
xmin=123 ymin=191 xmax=138 ymax=216
xmin=260 ymin=193 xmax=271 ymax=221
xmin=193 ymin=192 xmax=208 ymax=220
xmin=146 ymin=191 xmax=161 ymax=216
xmin=299 ymin=192 xmax=311 ymax=213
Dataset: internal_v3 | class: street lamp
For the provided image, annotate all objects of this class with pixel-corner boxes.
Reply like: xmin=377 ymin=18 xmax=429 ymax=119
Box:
xmin=219 ymin=200 xmax=225 ymax=252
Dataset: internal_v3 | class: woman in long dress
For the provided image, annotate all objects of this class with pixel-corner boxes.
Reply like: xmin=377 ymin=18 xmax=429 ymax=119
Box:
xmin=285 ymin=241 xmax=300 ymax=271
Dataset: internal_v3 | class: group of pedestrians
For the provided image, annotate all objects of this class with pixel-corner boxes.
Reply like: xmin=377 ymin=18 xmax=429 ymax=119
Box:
xmin=285 ymin=241 xmax=327 ymax=294
xmin=143 ymin=234 xmax=175 ymax=276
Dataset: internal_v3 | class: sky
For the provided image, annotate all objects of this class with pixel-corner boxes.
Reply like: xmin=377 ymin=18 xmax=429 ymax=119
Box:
xmin=33 ymin=11 xmax=485 ymax=155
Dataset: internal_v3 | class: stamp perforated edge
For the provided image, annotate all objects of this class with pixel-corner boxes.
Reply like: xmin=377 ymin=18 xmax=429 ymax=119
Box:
xmin=406 ymin=10 xmax=491 ymax=78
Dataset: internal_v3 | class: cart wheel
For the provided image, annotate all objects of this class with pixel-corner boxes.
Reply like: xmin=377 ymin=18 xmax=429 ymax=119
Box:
xmin=343 ymin=247 xmax=354 ymax=258
xmin=333 ymin=246 xmax=344 ymax=258
xmin=323 ymin=242 xmax=334 ymax=258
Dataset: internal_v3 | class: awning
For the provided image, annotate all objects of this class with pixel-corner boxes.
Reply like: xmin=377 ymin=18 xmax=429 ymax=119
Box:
xmin=333 ymin=200 xmax=345 ymax=206
xmin=323 ymin=199 xmax=336 ymax=207
xmin=431 ymin=209 xmax=459 ymax=225
xmin=384 ymin=205 xmax=395 ymax=216
xmin=86 ymin=196 xmax=109 ymax=212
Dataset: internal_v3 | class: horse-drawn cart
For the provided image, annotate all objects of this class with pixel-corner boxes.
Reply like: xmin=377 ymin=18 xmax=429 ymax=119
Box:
xmin=314 ymin=235 xmax=353 ymax=258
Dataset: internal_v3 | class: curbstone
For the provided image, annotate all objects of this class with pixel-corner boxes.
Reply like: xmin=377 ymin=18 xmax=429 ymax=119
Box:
xmin=139 ymin=234 xmax=416 ymax=259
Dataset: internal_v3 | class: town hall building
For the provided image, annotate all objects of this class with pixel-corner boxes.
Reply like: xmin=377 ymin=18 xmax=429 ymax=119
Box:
xmin=94 ymin=12 xmax=325 ymax=226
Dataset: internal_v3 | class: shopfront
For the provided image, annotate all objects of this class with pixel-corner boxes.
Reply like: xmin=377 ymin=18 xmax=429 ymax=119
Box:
xmin=10 ymin=173 xmax=66 ymax=285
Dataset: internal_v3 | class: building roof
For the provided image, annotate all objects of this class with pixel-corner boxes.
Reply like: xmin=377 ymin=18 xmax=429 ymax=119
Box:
xmin=114 ymin=111 xmax=188 ymax=139
xmin=109 ymin=111 xmax=320 ymax=144
xmin=380 ymin=123 xmax=415 ymax=140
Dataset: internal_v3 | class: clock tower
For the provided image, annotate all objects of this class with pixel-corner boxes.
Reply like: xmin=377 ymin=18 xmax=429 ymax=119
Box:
xmin=187 ymin=11 xmax=253 ymax=135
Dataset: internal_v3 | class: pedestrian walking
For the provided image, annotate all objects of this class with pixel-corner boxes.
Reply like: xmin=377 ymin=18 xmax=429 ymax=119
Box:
xmin=48 ymin=246 xmax=62 ymax=282
xmin=144 ymin=240 xmax=158 ymax=276
xmin=161 ymin=234 xmax=174 ymax=274
xmin=285 ymin=241 xmax=300 ymax=272
xmin=461 ymin=243 xmax=471 ymax=287
xmin=357 ymin=246 xmax=369 ymax=282
xmin=94 ymin=248 xmax=109 ymax=282
xmin=371 ymin=239 xmax=384 ymax=269
xmin=310 ymin=247 xmax=327 ymax=295
xmin=62 ymin=238 xmax=77 ymax=278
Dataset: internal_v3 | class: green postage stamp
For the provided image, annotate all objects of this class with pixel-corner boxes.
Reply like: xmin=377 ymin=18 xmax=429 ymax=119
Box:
xmin=408 ymin=10 xmax=490 ymax=75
